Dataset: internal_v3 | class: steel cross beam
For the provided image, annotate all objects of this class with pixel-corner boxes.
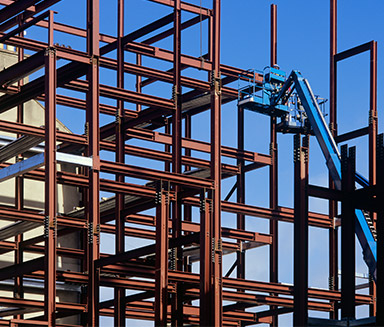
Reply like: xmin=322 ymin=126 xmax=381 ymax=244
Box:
xmin=0 ymin=12 xmax=177 ymax=115
xmin=0 ymin=0 xmax=40 ymax=25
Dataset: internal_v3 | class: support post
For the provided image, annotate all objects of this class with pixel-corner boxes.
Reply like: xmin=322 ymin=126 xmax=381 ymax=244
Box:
xmin=269 ymin=4 xmax=279 ymax=326
xmin=14 ymin=14 xmax=25 ymax=319
xmin=171 ymin=0 xmax=183 ymax=325
xmin=136 ymin=53 xmax=142 ymax=112
xmin=114 ymin=0 xmax=125 ymax=325
xmin=369 ymin=40 xmax=377 ymax=316
xmin=155 ymin=184 xmax=169 ymax=326
xmin=200 ymin=190 xmax=212 ymax=326
xmin=293 ymin=134 xmax=309 ymax=326
xmin=210 ymin=1 xmax=223 ymax=325
xmin=340 ymin=145 xmax=356 ymax=320
xmin=86 ymin=1 xmax=100 ymax=325
xmin=377 ymin=134 xmax=384 ymax=326
xmin=237 ymin=92 xmax=245 ymax=279
xmin=184 ymin=114 xmax=192 ymax=235
xmin=329 ymin=0 xmax=339 ymax=319
xmin=44 ymin=11 xmax=57 ymax=326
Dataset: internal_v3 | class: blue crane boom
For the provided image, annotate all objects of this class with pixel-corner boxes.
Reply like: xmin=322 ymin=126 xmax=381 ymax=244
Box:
xmin=238 ymin=68 xmax=377 ymax=281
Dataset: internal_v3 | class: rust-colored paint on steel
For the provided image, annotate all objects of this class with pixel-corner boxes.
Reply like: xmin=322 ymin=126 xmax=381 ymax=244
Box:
xmin=237 ymin=92 xmax=245 ymax=279
xmin=210 ymin=1 xmax=223 ymax=326
xmin=171 ymin=2 xmax=184 ymax=324
xmin=269 ymin=5 xmax=278 ymax=327
xmin=114 ymin=0 xmax=125 ymax=325
xmin=200 ymin=191 xmax=212 ymax=326
xmin=293 ymin=135 xmax=309 ymax=326
xmin=14 ymin=14 xmax=25 ymax=321
xmin=0 ymin=0 xmax=379 ymax=326
xmin=369 ymin=40 xmax=377 ymax=316
xmin=377 ymin=137 xmax=384 ymax=325
xmin=155 ymin=188 xmax=169 ymax=326
xmin=341 ymin=146 xmax=356 ymax=319
xmin=329 ymin=0 xmax=338 ymax=319
xmin=44 ymin=11 xmax=57 ymax=326
xmin=86 ymin=1 xmax=101 ymax=325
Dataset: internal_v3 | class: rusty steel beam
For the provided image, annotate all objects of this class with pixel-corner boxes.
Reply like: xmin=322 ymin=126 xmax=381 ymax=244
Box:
xmin=269 ymin=5 xmax=279 ymax=326
xmin=113 ymin=0 xmax=125 ymax=325
xmin=329 ymin=1 xmax=338 ymax=320
xmin=0 ymin=1 xmax=377 ymax=326
xmin=85 ymin=1 xmax=100 ymax=325
xmin=0 ymin=0 xmax=39 ymax=25
xmin=18 ymin=268 xmax=371 ymax=307
xmin=0 ymin=0 xmax=60 ymax=33
xmin=377 ymin=134 xmax=384 ymax=326
xmin=341 ymin=145 xmax=356 ymax=319
xmin=334 ymin=41 xmax=372 ymax=62
xmin=100 ymin=160 xmax=213 ymax=189
xmin=182 ymin=198 xmax=333 ymax=228
xmin=155 ymin=187 xmax=169 ymax=326
xmin=293 ymin=135 xmax=309 ymax=326
xmin=0 ymin=50 xmax=44 ymax=87
xmin=335 ymin=126 xmax=369 ymax=144
xmin=200 ymin=191 xmax=212 ymax=325
xmin=237 ymin=67 xmax=245 ymax=282
xmin=368 ymin=40 xmax=377 ymax=316
xmin=0 ymin=257 xmax=44 ymax=281
xmin=171 ymin=2 xmax=184 ymax=325
xmin=123 ymin=127 xmax=270 ymax=163
xmin=210 ymin=1 xmax=223 ymax=325
xmin=0 ymin=9 xmax=51 ymax=44
xmin=96 ymin=232 xmax=198 ymax=269
xmin=149 ymin=0 xmax=211 ymax=17
xmin=44 ymin=12 xmax=57 ymax=326
xmin=0 ymin=13 xmax=179 ymax=114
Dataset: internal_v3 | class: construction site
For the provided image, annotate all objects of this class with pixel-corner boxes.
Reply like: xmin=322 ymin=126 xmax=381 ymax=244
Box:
xmin=0 ymin=0 xmax=382 ymax=326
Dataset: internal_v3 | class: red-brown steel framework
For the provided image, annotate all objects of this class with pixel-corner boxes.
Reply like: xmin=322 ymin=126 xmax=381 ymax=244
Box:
xmin=0 ymin=0 xmax=381 ymax=326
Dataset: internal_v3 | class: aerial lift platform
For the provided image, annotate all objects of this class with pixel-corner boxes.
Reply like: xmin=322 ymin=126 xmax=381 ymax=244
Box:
xmin=238 ymin=67 xmax=378 ymax=281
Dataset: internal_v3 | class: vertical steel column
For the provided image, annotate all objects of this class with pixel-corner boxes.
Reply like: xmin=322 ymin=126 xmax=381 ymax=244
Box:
xmin=114 ymin=0 xmax=125 ymax=325
xmin=330 ymin=0 xmax=337 ymax=134
xmin=377 ymin=134 xmax=384 ymax=326
xmin=269 ymin=5 xmax=278 ymax=326
xmin=165 ymin=119 xmax=171 ymax=172
xmin=155 ymin=185 xmax=169 ymax=326
xmin=184 ymin=115 xmax=192 ymax=274
xmin=210 ymin=1 xmax=223 ymax=325
xmin=86 ymin=0 xmax=100 ymax=325
xmin=136 ymin=54 xmax=142 ymax=112
xmin=329 ymin=0 xmax=339 ymax=319
xmin=172 ymin=0 xmax=182 ymax=177
xmin=293 ymin=134 xmax=309 ymax=326
xmin=369 ymin=40 xmax=378 ymax=316
xmin=340 ymin=145 xmax=356 ymax=320
xmin=237 ymin=83 xmax=245 ymax=280
xmin=14 ymin=15 xmax=25 ymax=317
xmin=369 ymin=41 xmax=377 ymax=187
xmin=172 ymin=0 xmax=183 ymax=325
xmin=200 ymin=190 xmax=212 ymax=326
xmin=44 ymin=11 xmax=57 ymax=326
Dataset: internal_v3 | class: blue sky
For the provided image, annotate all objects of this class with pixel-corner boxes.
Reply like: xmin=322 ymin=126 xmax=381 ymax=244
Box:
xmin=21 ymin=0 xmax=384 ymax=325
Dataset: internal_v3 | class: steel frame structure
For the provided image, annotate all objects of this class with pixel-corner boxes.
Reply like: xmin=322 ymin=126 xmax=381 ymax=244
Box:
xmin=0 ymin=0 xmax=380 ymax=326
